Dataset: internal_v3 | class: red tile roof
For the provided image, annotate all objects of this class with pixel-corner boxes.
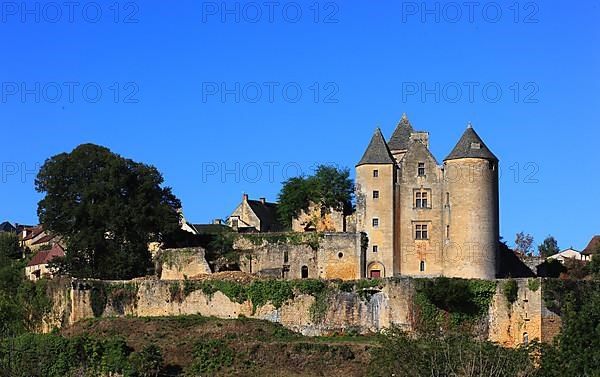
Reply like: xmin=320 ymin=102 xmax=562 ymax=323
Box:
xmin=21 ymin=225 xmax=44 ymax=241
xmin=31 ymin=234 xmax=55 ymax=246
xmin=582 ymin=236 xmax=600 ymax=255
xmin=27 ymin=244 xmax=65 ymax=267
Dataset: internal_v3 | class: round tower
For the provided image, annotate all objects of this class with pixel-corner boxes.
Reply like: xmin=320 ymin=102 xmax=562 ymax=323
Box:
xmin=442 ymin=123 xmax=499 ymax=279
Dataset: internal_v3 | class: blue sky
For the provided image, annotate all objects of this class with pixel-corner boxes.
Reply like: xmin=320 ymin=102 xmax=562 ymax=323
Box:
xmin=1 ymin=1 xmax=598 ymax=252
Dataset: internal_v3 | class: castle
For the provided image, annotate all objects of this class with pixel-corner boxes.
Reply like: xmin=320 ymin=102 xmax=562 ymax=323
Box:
xmin=355 ymin=114 xmax=499 ymax=280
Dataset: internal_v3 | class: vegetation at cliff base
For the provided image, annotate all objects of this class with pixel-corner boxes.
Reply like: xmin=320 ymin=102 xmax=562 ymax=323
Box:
xmin=413 ymin=277 xmax=496 ymax=333
xmin=36 ymin=143 xmax=182 ymax=280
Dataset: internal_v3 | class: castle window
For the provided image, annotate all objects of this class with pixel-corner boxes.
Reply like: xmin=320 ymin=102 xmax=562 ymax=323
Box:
xmin=372 ymin=218 xmax=379 ymax=228
xmin=284 ymin=251 xmax=289 ymax=263
xmin=415 ymin=224 xmax=428 ymax=240
xmin=415 ymin=190 xmax=429 ymax=209
xmin=301 ymin=266 xmax=309 ymax=279
xmin=373 ymin=245 xmax=378 ymax=253
xmin=446 ymin=192 xmax=450 ymax=206
xmin=373 ymin=169 xmax=379 ymax=177
xmin=446 ymin=225 xmax=450 ymax=239
xmin=417 ymin=162 xmax=425 ymax=176
xmin=420 ymin=261 xmax=425 ymax=272
xmin=373 ymin=190 xmax=379 ymax=199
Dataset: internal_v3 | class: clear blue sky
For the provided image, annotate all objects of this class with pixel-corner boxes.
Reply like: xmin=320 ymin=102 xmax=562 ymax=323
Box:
xmin=1 ymin=1 xmax=598 ymax=252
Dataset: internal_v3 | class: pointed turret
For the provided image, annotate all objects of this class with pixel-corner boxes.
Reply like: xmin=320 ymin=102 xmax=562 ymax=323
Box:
xmin=356 ymin=128 xmax=395 ymax=166
xmin=444 ymin=123 xmax=498 ymax=161
xmin=388 ymin=113 xmax=414 ymax=151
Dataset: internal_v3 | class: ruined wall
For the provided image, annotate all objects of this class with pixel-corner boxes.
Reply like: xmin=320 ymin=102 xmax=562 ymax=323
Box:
xmin=292 ymin=203 xmax=346 ymax=233
xmin=47 ymin=277 xmax=560 ymax=347
xmin=235 ymin=233 xmax=363 ymax=280
xmin=156 ymin=248 xmax=211 ymax=280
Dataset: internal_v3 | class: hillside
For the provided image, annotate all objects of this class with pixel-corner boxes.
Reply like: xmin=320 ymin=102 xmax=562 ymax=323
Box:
xmin=61 ymin=315 xmax=377 ymax=376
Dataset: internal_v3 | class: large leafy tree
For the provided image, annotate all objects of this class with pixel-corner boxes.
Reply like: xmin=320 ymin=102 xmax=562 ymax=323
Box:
xmin=277 ymin=165 xmax=353 ymax=228
xmin=538 ymin=235 xmax=560 ymax=258
xmin=36 ymin=144 xmax=181 ymax=279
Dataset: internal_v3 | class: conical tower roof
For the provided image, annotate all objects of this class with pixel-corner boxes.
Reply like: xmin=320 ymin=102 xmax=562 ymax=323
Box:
xmin=444 ymin=123 xmax=498 ymax=161
xmin=356 ymin=128 xmax=395 ymax=166
xmin=388 ymin=113 xmax=414 ymax=151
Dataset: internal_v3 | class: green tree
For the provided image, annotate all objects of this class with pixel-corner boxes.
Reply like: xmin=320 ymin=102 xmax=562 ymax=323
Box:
xmin=36 ymin=144 xmax=181 ymax=280
xmin=538 ymin=236 xmax=560 ymax=258
xmin=515 ymin=232 xmax=534 ymax=256
xmin=277 ymin=165 xmax=353 ymax=227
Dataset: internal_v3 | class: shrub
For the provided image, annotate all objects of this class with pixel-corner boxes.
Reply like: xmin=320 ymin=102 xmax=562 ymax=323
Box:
xmin=503 ymin=279 xmax=518 ymax=306
xmin=186 ymin=339 xmax=234 ymax=375
xmin=128 ymin=343 xmax=164 ymax=377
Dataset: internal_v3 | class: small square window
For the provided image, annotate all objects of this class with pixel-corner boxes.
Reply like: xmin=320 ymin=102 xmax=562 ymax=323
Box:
xmin=373 ymin=169 xmax=379 ymax=177
xmin=372 ymin=218 xmax=379 ymax=228
xmin=417 ymin=162 xmax=425 ymax=176
xmin=372 ymin=245 xmax=378 ymax=253
xmin=373 ymin=190 xmax=379 ymax=199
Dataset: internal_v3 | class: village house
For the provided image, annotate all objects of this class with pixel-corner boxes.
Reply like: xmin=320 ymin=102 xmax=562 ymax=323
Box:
xmin=0 ymin=221 xmax=16 ymax=233
xmin=581 ymin=235 xmax=599 ymax=261
xmin=546 ymin=248 xmax=584 ymax=264
xmin=25 ymin=243 xmax=65 ymax=281
xmin=227 ymin=194 xmax=283 ymax=232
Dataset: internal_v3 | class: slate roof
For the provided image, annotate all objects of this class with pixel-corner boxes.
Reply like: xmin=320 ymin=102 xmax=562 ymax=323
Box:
xmin=356 ymin=128 xmax=395 ymax=166
xmin=27 ymin=243 xmax=65 ymax=267
xmin=444 ymin=124 xmax=498 ymax=161
xmin=247 ymin=200 xmax=283 ymax=231
xmin=387 ymin=113 xmax=415 ymax=151
xmin=0 ymin=221 xmax=16 ymax=232
xmin=582 ymin=236 xmax=600 ymax=255
xmin=191 ymin=223 xmax=232 ymax=235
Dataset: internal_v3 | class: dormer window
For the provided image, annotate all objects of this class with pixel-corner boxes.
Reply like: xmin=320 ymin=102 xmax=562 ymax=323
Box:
xmin=417 ymin=162 xmax=425 ymax=176
xmin=470 ymin=142 xmax=481 ymax=149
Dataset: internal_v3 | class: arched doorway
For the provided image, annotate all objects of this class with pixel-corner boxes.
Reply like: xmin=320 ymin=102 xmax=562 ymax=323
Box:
xmin=367 ymin=262 xmax=385 ymax=278
xmin=301 ymin=265 xmax=309 ymax=279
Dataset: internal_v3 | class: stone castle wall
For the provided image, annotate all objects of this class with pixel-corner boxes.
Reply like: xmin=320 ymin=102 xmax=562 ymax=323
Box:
xmin=235 ymin=232 xmax=363 ymax=281
xmin=45 ymin=277 xmax=561 ymax=348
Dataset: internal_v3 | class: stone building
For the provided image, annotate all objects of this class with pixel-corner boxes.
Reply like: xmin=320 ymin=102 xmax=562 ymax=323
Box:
xmin=355 ymin=114 xmax=499 ymax=279
xmin=227 ymin=194 xmax=283 ymax=232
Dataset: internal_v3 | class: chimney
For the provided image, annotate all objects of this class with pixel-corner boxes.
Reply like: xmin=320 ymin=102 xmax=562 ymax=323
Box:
xmin=259 ymin=197 xmax=266 ymax=204
xmin=242 ymin=193 xmax=249 ymax=201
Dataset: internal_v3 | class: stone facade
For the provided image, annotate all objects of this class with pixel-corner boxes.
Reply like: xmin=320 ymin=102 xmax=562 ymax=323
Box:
xmin=356 ymin=115 xmax=499 ymax=279
xmin=236 ymin=232 xmax=364 ymax=280
xmin=488 ymin=279 xmax=561 ymax=347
